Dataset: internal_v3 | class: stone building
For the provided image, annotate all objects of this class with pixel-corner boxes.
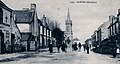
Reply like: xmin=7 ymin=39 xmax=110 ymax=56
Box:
xmin=108 ymin=12 xmax=120 ymax=53
xmin=96 ymin=21 xmax=109 ymax=46
xmin=14 ymin=3 xmax=39 ymax=51
xmin=39 ymin=15 xmax=54 ymax=48
xmin=91 ymin=21 xmax=109 ymax=53
xmin=91 ymin=30 xmax=97 ymax=47
xmin=0 ymin=1 xmax=21 ymax=53
xmin=13 ymin=4 xmax=54 ymax=50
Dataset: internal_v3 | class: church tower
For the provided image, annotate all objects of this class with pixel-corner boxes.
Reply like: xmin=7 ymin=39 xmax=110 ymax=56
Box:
xmin=65 ymin=8 xmax=73 ymax=45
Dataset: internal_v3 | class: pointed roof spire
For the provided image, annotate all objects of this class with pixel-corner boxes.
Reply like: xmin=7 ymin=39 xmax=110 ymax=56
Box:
xmin=67 ymin=8 xmax=71 ymax=21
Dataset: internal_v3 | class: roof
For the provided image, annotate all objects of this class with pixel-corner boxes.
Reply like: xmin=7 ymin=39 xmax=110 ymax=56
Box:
xmin=38 ymin=19 xmax=42 ymax=25
xmin=14 ymin=10 xmax=34 ymax=23
xmin=0 ymin=1 xmax=12 ymax=11
xmin=73 ymin=38 xmax=80 ymax=41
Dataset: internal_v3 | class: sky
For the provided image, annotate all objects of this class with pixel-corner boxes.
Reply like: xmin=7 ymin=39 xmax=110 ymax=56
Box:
xmin=2 ymin=0 xmax=120 ymax=43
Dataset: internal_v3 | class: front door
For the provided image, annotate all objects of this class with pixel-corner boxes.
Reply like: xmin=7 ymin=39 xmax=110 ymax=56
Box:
xmin=11 ymin=34 xmax=15 ymax=53
xmin=0 ymin=30 xmax=4 ymax=54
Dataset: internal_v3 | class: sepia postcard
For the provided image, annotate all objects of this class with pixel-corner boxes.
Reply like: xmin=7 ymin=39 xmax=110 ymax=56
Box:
xmin=0 ymin=0 xmax=120 ymax=64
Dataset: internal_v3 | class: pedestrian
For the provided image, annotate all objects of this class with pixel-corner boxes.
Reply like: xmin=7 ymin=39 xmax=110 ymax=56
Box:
xmin=48 ymin=43 xmax=53 ymax=53
xmin=74 ymin=43 xmax=78 ymax=51
xmin=83 ymin=44 xmax=86 ymax=51
xmin=56 ymin=44 xmax=61 ymax=53
xmin=86 ymin=44 xmax=89 ymax=54
xmin=61 ymin=42 xmax=67 ymax=53
xmin=72 ymin=44 xmax=74 ymax=51
xmin=112 ymin=45 xmax=117 ymax=58
xmin=78 ymin=42 xmax=82 ymax=52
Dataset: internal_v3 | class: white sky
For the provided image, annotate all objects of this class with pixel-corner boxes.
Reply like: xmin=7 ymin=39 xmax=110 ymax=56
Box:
xmin=2 ymin=0 xmax=120 ymax=43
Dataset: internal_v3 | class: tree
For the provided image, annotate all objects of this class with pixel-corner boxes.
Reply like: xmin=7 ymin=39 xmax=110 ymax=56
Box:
xmin=48 ymin=21 xmax=64 ymax=45
xmin=52 ymin=28 xmax=64 ymax=45
xmin=47 ymin=18 xmax=64 ymax=46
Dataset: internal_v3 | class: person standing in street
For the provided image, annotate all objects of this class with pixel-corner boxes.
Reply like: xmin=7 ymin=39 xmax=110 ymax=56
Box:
xmin=83 ymin=44 xmax=86 ymax=51
xmin=112 ymin=40 xmax=117 ymax=58
xmin=74 ymin=43 xmax=78 ymax=51
xmin=61 ymin=42 xmax=67 ymax=53
xmin=56 ymin=43 xmax=61 ymax=53
xmin=48 ymin=43 xmax=53 ymax=53
xmin=78 ymin=42 xmax=82 ymax=52
xmin=86 ymin=44 xmax=89 ymax=54
xmin=112 ymin=46 xmax=117 ymax=58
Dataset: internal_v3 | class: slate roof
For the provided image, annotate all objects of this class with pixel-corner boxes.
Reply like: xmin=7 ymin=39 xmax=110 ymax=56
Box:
xmin=14 ymin=10 xmax=34 ymax=23
xmin=73 ymin=38 xmax=80 ymax=41
xmin=0 ymin=1 xmax=12 ymax=11
xmin=38 ymin=19 xmax=42 ymax=25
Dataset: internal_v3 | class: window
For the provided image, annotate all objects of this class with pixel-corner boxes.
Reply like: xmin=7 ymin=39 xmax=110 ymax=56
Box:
xmin=66 ymin=26 xmax=70 ymax=32
xmin=116 ymin=23 xmax=119 ymax=34
xmin=44 ymin=28 xmax=46 ymax=35
xmin=40 ymin=26 xmax=43 ymax=34
xmin=110 ymin=27 xmax=112 ymax=35
xmin=0 ymin=8 xmax=3 ymax=23
xmin=113 ymin=25 xmax=115 ymax=35
xmin=5 ymin=15 xmax=8 ymax=22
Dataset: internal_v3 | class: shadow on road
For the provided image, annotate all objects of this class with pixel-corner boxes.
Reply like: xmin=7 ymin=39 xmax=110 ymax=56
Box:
xmin=0 ymin=53 xmax=37 ymax=63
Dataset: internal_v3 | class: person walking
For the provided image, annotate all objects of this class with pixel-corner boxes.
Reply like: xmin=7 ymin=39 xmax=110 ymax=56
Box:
xmin=61 ymin=42 xmax=67 ymax=53
xmin=56 ymin=44 xmax=61 ymax=53
xmin=74 ymin=43 xmax=78 ymax=51
xmin=48 ymin=43 xmax=53 ymax=53
xmin=112 ymin=41 xmax=117 ymax=58
xmin=112 ymin=46 xmax=117 ymax=58
xmin=72 ymin=44 xmax=75 ymax=51
xmin=83 ymin=44 xmax=86 ymax=51
xmin=86 ymin=44 xmax=89 ymax=54
xmin=78 ymin=42 xmax=82 ymax=52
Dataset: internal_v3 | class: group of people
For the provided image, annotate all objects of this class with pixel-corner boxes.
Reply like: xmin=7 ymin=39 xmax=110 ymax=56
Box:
xmin=72 ymin=42 xmax=82 ymax=51
xmin=72 ymin=42 xmax=90 ymax=54
xmin=48 ymin=42 xmax=90 ymax=54
xmin=48 ymin=42 xmax=67 ymax=53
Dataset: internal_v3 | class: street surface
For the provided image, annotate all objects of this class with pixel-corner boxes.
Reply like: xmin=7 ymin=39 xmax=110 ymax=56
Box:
xmin=0 ymin=48 xmax=120 ymax=64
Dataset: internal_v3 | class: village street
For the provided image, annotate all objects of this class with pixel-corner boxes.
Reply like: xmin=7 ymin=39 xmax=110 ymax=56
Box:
xmin=0 ymin=48 xmax=120 ymax=64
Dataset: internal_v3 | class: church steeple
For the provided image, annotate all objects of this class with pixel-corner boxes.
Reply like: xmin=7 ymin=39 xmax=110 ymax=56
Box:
xmin=67 ymin=8 xmax=71 ymax=21
xmin=65 ymin=8 xmax=73 ymax=46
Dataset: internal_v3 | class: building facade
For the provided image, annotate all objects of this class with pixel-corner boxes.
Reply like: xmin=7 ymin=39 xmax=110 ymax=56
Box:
xmin=91 ymin=30 xmax=97 ymax=47
xmin=108 ymin=13 xmax=120 ymax=53
xmin=97 ymin=21 xmax=109 ymax=46
xmin=91 ymin=9 xmax=120 ymax=54
xmin=39 ymin=15 xmax=53 ymax=48
xmin=0 ymin=1 xmax=21 ymax=53
xmin=14 ymin=3 xmax=39 ymax=51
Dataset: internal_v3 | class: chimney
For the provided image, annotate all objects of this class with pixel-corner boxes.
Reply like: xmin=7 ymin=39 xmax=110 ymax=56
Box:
xmin=31 ymin=3 xmax=36 ymax=9
xmin=117 ymin=9 xmax=120 ymax=16
xmin=118 ymin=9 xmax=120 ymax=14
xmin=109 ymin=15 xmax=115 ymax=23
